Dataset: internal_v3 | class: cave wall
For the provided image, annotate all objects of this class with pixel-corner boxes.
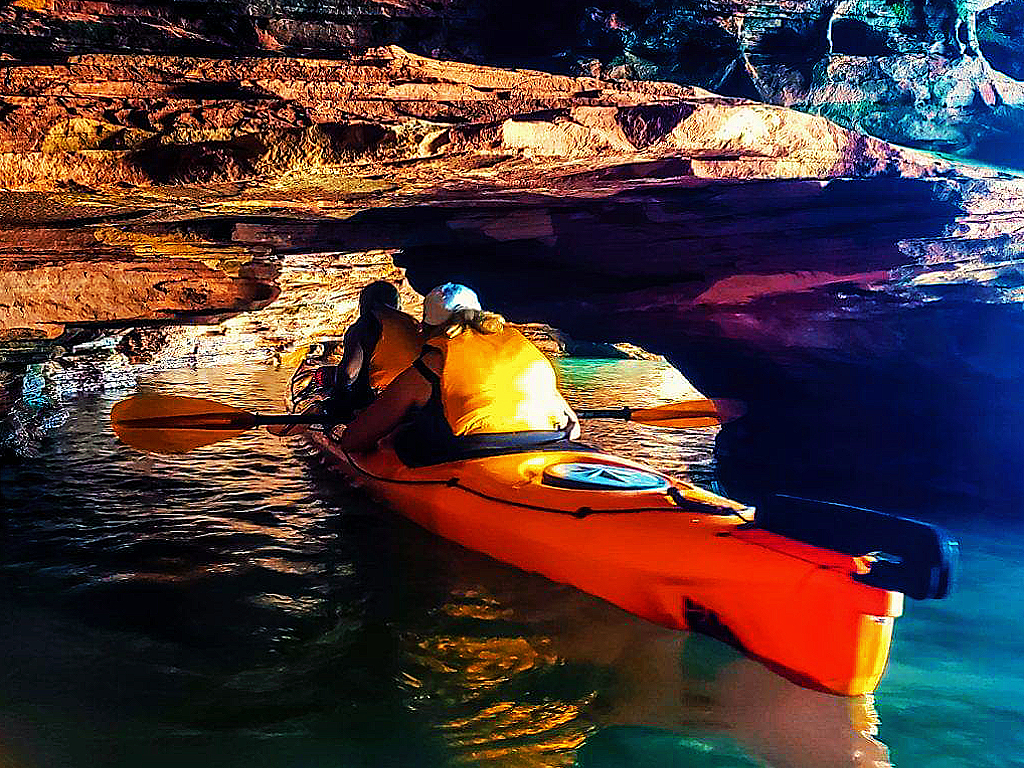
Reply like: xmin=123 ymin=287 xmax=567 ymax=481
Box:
xmin=2 ymin=44 xmax=1022 ymax=514
xmin=4 ymin=0 xmax=1024 ymax=168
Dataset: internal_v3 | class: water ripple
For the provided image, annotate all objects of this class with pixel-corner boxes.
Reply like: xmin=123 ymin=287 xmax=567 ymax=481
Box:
xmin=0 ymin=361 xmax=913 ymax=768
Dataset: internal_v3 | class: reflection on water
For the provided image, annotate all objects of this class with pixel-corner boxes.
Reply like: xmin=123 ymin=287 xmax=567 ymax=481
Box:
xmin=400 ymin=543 xmax=890 ymax=768
xmin=4 ymin=359 xmax=1015 ymax=767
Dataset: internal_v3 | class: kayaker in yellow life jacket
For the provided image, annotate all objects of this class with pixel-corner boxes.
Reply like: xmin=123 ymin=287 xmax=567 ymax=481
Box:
xmin=337 ymin=283 xmax=580 ymax=464
xmin=311 ymin=280 xmax=422 ymax=419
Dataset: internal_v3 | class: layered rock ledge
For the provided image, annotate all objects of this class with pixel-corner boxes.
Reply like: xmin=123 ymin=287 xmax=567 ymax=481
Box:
xmin=0 ymin=47 xmax=951 ymax=333
xmin=4 ymin=0 xmax=1024 ymax=169
xmin=2 ymin=47 xmax=1023 ymax=512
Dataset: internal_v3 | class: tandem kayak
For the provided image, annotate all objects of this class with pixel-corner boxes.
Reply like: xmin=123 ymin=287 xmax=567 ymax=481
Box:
xmin=106 ymin=350 xmax=956 ymax=698
xmin=109 ymin=382 xmax=957 ymax=697
xmin=293 ymin=415 xmax=955 ymax=696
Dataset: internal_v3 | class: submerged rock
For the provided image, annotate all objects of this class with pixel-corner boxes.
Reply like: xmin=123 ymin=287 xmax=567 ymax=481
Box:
xmin=1 ymin=362 xmax=69 ymax=458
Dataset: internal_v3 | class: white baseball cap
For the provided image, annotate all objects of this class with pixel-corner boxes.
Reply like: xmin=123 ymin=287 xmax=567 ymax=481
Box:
xmin=422 ymin=283 xmax=481 ymax=325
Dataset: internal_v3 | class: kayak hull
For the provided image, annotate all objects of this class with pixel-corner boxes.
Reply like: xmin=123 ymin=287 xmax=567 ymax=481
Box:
xmin=307 ymin=432 xmax=901 ymax=696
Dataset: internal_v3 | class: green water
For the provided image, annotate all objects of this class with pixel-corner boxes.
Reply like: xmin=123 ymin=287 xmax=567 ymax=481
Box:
xmin=1 ymin=359 xmax=1020 ymax=767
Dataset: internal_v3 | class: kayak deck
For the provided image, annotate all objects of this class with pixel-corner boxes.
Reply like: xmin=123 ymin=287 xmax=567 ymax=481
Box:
xmin=309 ymin=433 xmax=901 ymax=696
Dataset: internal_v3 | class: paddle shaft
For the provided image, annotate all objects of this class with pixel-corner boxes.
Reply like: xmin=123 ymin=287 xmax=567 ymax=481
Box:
xmin=117 ymin=403 xmax=728 ymax=432
xmin=255 ymin=414 xmax=332 ymax=425
xmin=110 ymin=395 xmax=739 ymax=457
xmin=577 ymin=406 xmax=721 ymax=420
xmin=123 ymin=410 xmax=718 ymax=427
xmin=577 ymin=407 xmax=632 ymax=420
xmin=115 ymin=412 xmax=333 ymax=431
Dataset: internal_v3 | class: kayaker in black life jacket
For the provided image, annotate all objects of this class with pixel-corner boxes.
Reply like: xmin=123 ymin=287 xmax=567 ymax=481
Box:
xmin=336 ymin=282 xmax=580 ymax=464
xmin=306 ymin=280 xmax=422 ymax=420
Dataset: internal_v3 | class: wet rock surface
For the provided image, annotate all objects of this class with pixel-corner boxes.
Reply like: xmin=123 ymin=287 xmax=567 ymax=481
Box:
xmin=1 ymin=46 xmax=1022 ymax=511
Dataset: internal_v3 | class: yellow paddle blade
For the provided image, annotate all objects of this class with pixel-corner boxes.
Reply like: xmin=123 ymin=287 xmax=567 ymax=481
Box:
xmin=629 ymin=398 xmax=746 ymax=428
xmin=111 ymin=395 xmax=258 ymax=454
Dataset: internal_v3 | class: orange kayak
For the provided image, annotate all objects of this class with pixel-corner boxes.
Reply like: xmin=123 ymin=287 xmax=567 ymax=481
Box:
xmin=303 ymin=430 xmax=906 ymax=696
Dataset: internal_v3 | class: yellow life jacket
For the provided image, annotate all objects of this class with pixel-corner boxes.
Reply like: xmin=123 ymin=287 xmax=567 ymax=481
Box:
xmin=367 ymin=306 xmax=422 ymax=391
xmin=430 ymin=326 xmax=569 ymax=436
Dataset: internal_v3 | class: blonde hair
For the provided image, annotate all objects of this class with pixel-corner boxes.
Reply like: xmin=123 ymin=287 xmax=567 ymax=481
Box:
xmin=437 ymin=308 xmax=506 ymax=338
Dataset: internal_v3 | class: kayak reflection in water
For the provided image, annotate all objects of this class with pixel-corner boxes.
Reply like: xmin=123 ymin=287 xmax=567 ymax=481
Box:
xmin=578 ymin=629 xmax=892 ymax=768
xmin=402 ymin=553 xmax=892 ymax=768
xmin=297 ymin=280 xmax=422 ymax=422
xmin=337 ymin=283 xmax=581 ymax=465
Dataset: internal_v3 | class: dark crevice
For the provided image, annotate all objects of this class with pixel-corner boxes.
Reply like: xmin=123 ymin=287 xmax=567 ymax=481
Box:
xmin=829 ymin=18 xmax=895 ymax=56
xmin=979 ymin=0 xmax=1024 ymax=81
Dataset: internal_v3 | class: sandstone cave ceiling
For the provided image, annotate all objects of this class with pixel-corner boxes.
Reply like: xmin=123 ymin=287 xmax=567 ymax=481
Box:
xmin=3 ymin=6 xmax=1024 ymax=509
xmin=5 ymin=0 xmax=1024 ymax=169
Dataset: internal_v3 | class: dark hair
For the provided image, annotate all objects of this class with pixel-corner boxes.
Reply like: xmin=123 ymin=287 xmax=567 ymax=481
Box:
xmin=358 ymin=281 xmax=401 ymax=314
xmin=439 ymin=308 xmax=506 ymax=337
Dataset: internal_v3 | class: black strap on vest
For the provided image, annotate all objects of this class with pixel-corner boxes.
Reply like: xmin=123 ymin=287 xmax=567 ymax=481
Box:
xmin=412 ymin=357 xmax=440 ymax=384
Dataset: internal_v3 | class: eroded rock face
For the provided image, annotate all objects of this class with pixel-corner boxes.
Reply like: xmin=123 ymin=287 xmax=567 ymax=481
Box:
xmin=3 ymin=0 xmax=1023 ymax=168
xmin=1 ymin=46 xmax=1022 ymax=512
xmin=0 ymin=47 xmax=947 ymax=341
xmin=546 ymin=1 xmax=1024 ymax=169
xmin=1 ymin=47 xmax=937 ymax=190
xmin=979 ymin=0 xmax=1024 ymax=81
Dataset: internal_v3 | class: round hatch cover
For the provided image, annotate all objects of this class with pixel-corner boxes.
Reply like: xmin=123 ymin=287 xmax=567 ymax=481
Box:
xmin=542 ymin=462 xmax=670 ymax=492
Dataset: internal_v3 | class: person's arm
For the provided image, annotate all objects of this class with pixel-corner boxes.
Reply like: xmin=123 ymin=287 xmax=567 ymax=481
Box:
xmin=337 ymin=322 xmax=365 ymax=388
xmin=336 ymin=352 xmax=437 ymax=452
xmin=560 ymin=394 xmax=581 ymax=440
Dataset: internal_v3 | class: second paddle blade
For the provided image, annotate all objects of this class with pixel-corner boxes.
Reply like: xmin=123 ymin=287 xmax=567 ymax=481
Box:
xmin=111 ymin=394 xmax=257 ymax=454
xmin=630 ymin=398 xmax=746 ymax=428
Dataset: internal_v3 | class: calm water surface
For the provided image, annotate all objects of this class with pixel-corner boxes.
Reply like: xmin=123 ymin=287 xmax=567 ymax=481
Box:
xmin=2 ymin=361 xmax=1022 ymax=768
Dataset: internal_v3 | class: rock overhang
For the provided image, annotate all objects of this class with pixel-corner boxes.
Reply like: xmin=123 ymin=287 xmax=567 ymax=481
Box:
xmin=1 ymin=46 xmax=1023 ymax=510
